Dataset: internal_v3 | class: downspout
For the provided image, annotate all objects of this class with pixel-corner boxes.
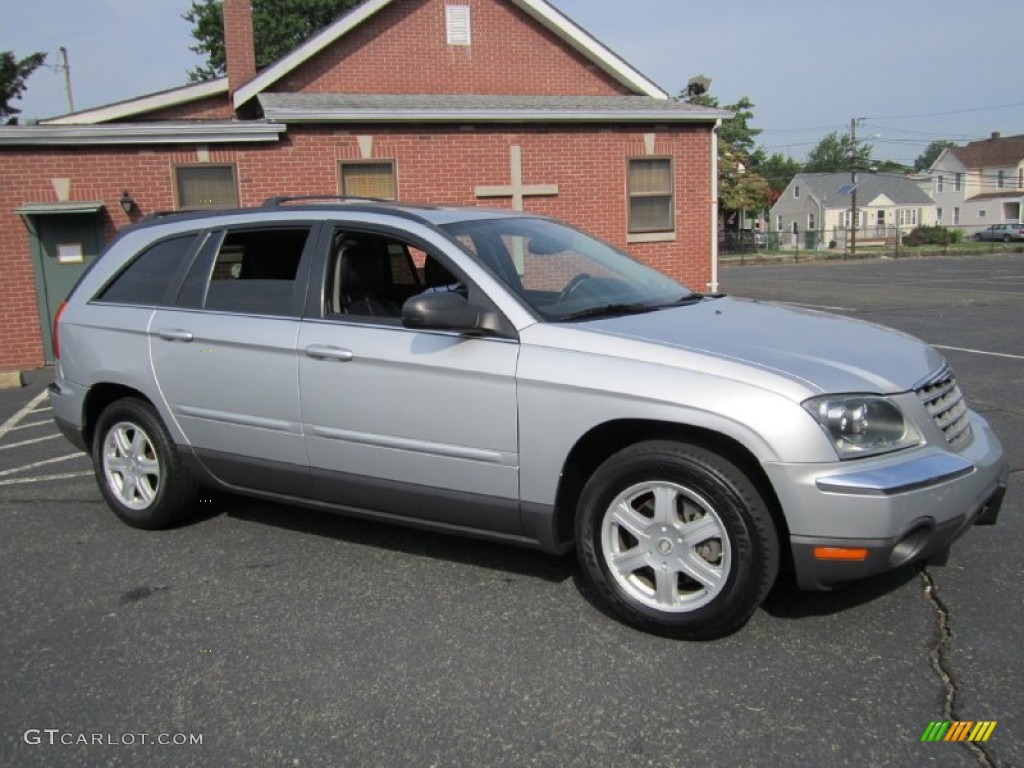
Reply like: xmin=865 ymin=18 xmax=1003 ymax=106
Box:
xmin=709 ymin=119 xmax=721 ymax=293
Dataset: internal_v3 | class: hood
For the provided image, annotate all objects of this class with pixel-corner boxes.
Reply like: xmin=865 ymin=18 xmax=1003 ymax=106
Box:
xmin=580 ymin=297 xmax=945 ymax=394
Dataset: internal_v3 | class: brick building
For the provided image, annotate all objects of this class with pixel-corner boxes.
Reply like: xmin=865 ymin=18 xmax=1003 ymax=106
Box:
xmin=0 ymin=0 xmax=725 ymax=373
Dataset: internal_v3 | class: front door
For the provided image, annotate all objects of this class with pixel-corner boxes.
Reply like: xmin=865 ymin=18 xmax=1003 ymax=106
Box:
xmin=29 ymin=213 xmax=105 ymax=362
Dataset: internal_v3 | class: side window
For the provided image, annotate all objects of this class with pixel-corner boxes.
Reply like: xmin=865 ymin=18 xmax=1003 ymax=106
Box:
xmin=326 ymin=233 xmax=432 ymax=320
xmin=202 ymin=228 xmax=310 ymax=316
xmin=96 ymin=234 xmax=198 ymax=305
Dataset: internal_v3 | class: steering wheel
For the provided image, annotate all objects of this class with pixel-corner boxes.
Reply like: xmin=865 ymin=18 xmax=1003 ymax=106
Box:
xmin=558 ymin=273 xmax=593 ymax=303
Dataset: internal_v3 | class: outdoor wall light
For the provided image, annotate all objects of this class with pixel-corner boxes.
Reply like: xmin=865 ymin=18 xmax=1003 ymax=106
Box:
xmin=119 ymin=190 xmax=136 ymax=215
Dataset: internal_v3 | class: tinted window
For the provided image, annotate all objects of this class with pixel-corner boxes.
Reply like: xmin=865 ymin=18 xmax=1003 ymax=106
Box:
xmin=203 ymin=228 xmax=310 ymax=316
xmin=96 ymin=234 xmax=197 ymax=305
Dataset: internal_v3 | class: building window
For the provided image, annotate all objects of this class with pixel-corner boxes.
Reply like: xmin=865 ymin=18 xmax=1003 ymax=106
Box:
xmin=954 ymin=173 xmax=962 ymax=192
xmin=1019 ymin=168 xmax=1023 ymax=189
xmin=776 ymin=215 xmax=782 ymax=231
xmin=627 ymin=158 xmax=674 ymax=233
xmin=898 ymin=209 xmax=919 ymax=227
xmin=953 ymin=207 xmax=960 ymax=225
xmin=445 ymin=4 xmax=471 ymax=46
xmin=979 ymin=210 xmax=987 ymax=218
xmin=935 ymin=175 xmax=944 ymax=193
xmin=936 ymin=207 xmax=943 ymax=223
xmin=340 ymin=161 xmax=397 ymax=200
xmin=175 ymin=165 xmax=238 ymax=209
xmin=807 ymin=212 xmax=816 ymax=231
xmin=793 ymin=185 xmax=800 ymax=198
xmin=997 ymin=170 xmax=1005 ymax=189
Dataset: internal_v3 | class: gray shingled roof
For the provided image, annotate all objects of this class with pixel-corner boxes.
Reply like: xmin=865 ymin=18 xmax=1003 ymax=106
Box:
xmin=258 ymin=93 xmax=729 ymax=123
xmin=794 ymin=172 xmax=934 ymax=206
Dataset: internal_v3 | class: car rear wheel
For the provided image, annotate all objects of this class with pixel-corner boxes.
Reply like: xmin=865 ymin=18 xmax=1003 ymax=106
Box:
xmin=575 ymin=441 xmax=779 ymax=639
xmin=92 ymin=398 xmax=198 ymax=529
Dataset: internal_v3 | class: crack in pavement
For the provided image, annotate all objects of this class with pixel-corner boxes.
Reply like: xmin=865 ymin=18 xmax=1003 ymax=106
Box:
xmin=919 ymin=567 xmax=999 ymax=768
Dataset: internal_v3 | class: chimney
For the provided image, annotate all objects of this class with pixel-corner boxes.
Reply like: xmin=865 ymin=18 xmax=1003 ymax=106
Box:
xmin=223 ymin=0 xmax=256 ymax=96
xmin=991 ymin=131 xmax=1001 ymax=140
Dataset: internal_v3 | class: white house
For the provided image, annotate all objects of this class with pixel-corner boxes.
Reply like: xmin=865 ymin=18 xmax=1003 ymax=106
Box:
xmin=929 ymin=132 xmax=1024 ymax=233
xmin=769 ymin=172 xmax=936 ymax=250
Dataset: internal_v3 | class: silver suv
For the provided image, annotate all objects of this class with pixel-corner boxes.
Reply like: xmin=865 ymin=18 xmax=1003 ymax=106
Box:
xmin=50 ymin=198 xmax=1007 ymax=639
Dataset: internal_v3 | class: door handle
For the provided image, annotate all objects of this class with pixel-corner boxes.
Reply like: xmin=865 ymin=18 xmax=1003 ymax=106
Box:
xmin=304 ymin=344 xmax=354 ymax=362
xmin=157 ymin=328 xmax=194 ymax=342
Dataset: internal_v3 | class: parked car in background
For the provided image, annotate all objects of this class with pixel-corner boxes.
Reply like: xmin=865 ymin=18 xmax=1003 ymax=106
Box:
xmin=973 ymin=223 xmax=1024 ymax=242
xmin=49 ymin=198 xmax=1008 ymax=639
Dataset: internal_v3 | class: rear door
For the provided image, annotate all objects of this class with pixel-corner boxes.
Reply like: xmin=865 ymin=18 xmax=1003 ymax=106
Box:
xmin=150 ymin=223 xmax=321 ymax=495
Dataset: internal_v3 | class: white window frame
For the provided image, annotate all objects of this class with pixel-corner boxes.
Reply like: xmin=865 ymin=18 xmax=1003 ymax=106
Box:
xmin=793 ymin=185 xmax=800 ymax=199
xmin=953 ymin=207 xmax=961 ymax=225
xmin=445 ymin=4 xmax=471 ymax=46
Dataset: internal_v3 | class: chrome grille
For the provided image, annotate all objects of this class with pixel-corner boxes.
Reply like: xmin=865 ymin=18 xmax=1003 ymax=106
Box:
xmin=916 ymin=366 xmax=972 ymax=447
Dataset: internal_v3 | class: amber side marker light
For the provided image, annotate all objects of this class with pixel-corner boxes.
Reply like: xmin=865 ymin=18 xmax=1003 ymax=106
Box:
xmin=813 ymin=546 xmax=870 ymax=561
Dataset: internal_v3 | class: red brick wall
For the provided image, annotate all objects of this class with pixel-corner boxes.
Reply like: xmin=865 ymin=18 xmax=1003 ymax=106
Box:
xmin=279 ymin=0 xmax=633 ymax=96
xmin=0 ymin=126 xmax=711 ymax=372
xmin=127 ymin=95 xmax=234 ymax=122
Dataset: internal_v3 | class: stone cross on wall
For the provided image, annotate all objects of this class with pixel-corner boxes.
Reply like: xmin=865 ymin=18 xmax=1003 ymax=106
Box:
xmin=475 ymin=145 xmax=558 ymax=211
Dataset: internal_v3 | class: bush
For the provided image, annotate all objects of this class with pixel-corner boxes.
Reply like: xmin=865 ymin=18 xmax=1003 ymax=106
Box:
xmin=903 ymin=226 xmax=962 ymax=246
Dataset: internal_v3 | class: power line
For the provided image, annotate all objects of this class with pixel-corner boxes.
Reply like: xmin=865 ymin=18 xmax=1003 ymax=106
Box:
xmin=861 ymin=101 xmax=1024 ymax=120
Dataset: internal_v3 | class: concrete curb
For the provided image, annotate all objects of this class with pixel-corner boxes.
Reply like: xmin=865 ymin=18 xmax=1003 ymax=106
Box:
xmin=0 ymin=371 xmax=24 ymax=390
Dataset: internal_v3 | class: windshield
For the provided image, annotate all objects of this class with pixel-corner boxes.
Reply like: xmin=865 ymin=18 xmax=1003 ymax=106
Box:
xmin=440 ymin=217 xmax=694 ymax=321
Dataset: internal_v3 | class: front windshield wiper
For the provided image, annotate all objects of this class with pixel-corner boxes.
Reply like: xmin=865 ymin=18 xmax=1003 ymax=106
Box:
xmin=558 ymin=302 xmax=662 ymax=322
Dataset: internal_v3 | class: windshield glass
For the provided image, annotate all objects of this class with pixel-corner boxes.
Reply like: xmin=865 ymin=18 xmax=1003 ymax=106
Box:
xmin=440 ymin=217 xmax=693 ymax=321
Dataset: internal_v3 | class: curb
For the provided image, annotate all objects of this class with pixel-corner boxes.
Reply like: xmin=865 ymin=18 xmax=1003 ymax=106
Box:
xmin=0 ymin=371 xmax=24 ymax=390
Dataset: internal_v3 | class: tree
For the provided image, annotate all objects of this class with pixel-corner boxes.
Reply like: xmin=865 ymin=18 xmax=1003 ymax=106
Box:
xmin=185 ymin=0 xmax=362 ymax=81
xmin=678 ymin=86 xmax=771 ymax=217
xmin=914 ymin=140 xmax=956 ymax=171
xmin=804 ymin=130 xmax=872 ymax=173
xmin=0 ymin=50 xmax=47 ymax=122
xmin=749 ymin=150 xmax=801 ymax=203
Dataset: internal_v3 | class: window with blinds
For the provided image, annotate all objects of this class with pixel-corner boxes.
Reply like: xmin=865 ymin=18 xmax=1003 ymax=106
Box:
xmin=627 ymin=158 xmax=674 ymax=233
xmin=340 ymin=161 xmax=397 ymax=200
xmin=174 ymin=165 xmax=238 ymax=209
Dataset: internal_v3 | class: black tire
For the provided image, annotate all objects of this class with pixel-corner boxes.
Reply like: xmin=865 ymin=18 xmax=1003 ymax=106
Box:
xmin=575 ymin=441 xmax=779 ymax=639
xmin=91 ymin=398 xmax=199 ymax=529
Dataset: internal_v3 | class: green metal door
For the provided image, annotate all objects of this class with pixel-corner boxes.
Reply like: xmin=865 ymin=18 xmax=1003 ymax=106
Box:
xmin=28 ymin=213 xmax=104 ymax=363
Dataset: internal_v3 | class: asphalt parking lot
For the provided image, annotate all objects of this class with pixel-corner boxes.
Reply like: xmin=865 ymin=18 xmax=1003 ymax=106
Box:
xmin=1 ymin=252 xmax=1021 ymax=767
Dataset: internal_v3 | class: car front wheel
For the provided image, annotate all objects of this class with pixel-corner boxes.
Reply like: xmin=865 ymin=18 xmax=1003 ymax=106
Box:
xmin=576 ymin=441 xmax=779 ymax=639
xmin=92 ymin=398 xmax=198 ymax=529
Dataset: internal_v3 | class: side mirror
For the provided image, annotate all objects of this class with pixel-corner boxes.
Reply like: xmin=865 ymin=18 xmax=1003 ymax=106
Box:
xmin=401 ymin=292 xmax=501 ymax=336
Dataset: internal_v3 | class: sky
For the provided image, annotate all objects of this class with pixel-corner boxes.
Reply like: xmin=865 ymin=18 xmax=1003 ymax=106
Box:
xmin=7 ymin=0 xmax=1024 ymax=165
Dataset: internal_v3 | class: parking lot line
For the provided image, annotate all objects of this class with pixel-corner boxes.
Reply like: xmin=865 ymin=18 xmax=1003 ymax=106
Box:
xmin=6 ymin=420 xmax=54 ymax=432
xmin=0 ymin=390 xmax=49 ymax=441
xmin=0 ymin=434 xmax=62 ymax=451
xmin=933 ymin=345 xmax=1024 ymax=361
xmin=0 ymin=452 xmax=87 ymax=479
xmin=0 ymin=470 xmax=92 ymax=487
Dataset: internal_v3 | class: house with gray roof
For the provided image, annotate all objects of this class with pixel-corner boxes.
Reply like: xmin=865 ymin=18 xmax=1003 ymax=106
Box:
xmin=928 ymin=132 xmax=1024 ymax=233
xmin=769 ymin=172 xmax=936 ymax=250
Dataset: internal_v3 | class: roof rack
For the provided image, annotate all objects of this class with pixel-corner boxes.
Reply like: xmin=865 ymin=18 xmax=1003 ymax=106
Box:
xmin=261 ymin=194 xmax=387 ymax=207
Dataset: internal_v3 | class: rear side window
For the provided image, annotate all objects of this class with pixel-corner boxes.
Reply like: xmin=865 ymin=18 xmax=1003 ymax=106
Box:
xmin=202 ymin=228 xmax=311 ymax=316
xmin=96 ymin=234 xmax=197 ymax=305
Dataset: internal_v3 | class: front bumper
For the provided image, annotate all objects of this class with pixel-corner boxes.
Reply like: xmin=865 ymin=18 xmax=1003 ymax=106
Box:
xmin=764 ymin=411 xmax=1008 ymax=590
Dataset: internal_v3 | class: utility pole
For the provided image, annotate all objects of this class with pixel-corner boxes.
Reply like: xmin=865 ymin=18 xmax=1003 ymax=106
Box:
xmin=850 ymin=117 xmax=858 ymax=256
xmin=58 ymin=47 xmax=74 ymax=113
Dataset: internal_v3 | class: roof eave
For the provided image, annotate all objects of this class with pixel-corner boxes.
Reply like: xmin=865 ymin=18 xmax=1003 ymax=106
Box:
xmin=261 ymin=109 xmax=723 ymax=123
xmin=0 ymin=122 xmax=286 ymax=146
xmin=40 ymin=78 xmax=229 ymax=125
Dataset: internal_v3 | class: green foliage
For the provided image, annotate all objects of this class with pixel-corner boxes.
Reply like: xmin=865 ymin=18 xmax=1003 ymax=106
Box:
xmin=0 ymin=50 xmax=47 ymax=122
xmin=749 ymin=150 xmax=801 ymax=201
xmin=903 ymin=225 xmax=962 ymax=246
xmin=914 ymin=140 xmax=956 ymax=171
xmin=185 ymin=0 xmax=362 ymax=81
xmin=678 ymin=88 xmax=770 ymax=213
xmin=804 ymin=130 xmax=873 ymax=173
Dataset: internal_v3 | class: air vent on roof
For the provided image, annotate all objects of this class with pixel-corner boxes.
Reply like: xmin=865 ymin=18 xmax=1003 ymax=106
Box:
xmin=446 ymin=5 xmax=471 ymax=46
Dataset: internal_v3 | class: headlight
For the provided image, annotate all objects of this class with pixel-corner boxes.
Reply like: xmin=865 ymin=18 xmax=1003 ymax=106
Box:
xmin=803 ymin=395 xmax=921 ymax=459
